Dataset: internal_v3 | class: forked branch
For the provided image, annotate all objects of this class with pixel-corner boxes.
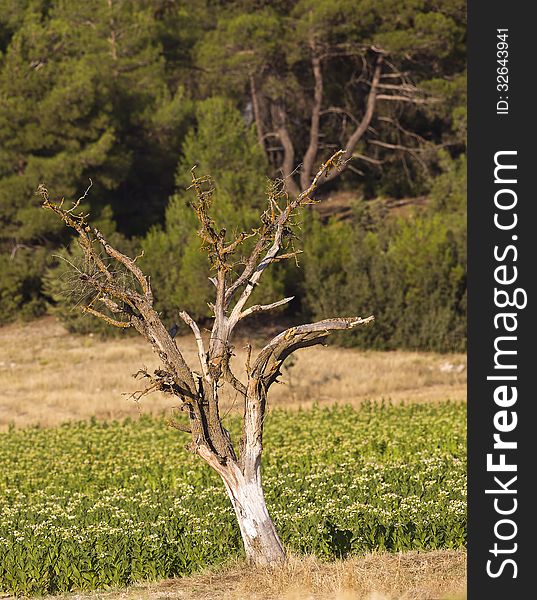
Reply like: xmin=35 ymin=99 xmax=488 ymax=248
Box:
xmin=240 ymin=315 xmax=374 ymax=476
xmin=39 ymin=185 xmax=197 ymax=403
xmin=225 ymin=151 xmax=346 ymax=331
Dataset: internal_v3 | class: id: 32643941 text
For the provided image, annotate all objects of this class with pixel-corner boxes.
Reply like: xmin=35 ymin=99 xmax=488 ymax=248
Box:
xmin=496 ymin=28 xmax=509 ymax=115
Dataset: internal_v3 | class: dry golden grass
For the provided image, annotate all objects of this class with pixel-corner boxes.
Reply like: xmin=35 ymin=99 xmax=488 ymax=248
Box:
xmin=0 ymin=317 xmax=466 ymax=430
xmin=47 ymin=551 xmax=466 ymax=600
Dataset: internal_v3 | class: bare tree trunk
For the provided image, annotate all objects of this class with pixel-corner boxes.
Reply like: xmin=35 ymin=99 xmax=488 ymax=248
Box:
xmin=323 ymin=55 xmax=384 ymax=184
xmin=250 ymin=75 xmax=266 ymax=151
xmin=107 ymin=0 xmax=118 ymax=62
xmin=198 ymin=383 xmax=285 ymax=565
xmin=300 ymin=42 xmax=323 ymax=190
xmin=221 ymin=463 xmax=285 ymax=565
xmin=272 ymin=103 xmax=300 ymax=197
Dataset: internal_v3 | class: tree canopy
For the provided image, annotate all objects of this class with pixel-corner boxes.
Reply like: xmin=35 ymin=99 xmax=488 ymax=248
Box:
xmin=0 ymin=0 xmax=466 ymax=351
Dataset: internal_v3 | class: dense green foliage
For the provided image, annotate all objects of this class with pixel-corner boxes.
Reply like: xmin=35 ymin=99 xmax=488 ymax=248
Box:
xmin=302 ymin=153 xmax=466 ymax=351
xmin=0 ymin=0 xmax=466 ymax=351
xmin=0 ymin=402 xmax=466 ymax=595
xmin=140 ymin=96 xmax=285 ymax=321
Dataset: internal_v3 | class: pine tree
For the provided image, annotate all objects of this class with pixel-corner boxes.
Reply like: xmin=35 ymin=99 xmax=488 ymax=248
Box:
xmin=196 ymin=0 xmax=466 ymax=195
xmin=0 ymin=0 xmax=196 ymax=321
xmin=142 ymin=97 xmax=286 ymax=321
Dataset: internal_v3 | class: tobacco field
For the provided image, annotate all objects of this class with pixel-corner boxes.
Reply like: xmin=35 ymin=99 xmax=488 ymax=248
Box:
xmin=0 ymin=402 xmax=466 ymax=595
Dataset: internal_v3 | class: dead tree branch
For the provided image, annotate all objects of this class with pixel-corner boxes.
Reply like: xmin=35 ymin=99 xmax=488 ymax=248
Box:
xmin=253 ymin=316 xmax=375 ymax=388
xmin=239 ymin=296 xmax=294 ymax=321
xmin=40 ymin=148 xmax=375 ymax=566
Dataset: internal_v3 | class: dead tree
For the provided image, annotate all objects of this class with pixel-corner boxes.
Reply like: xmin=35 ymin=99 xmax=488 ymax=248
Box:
xmin=39 ymin=151 xmax=374 ymax=566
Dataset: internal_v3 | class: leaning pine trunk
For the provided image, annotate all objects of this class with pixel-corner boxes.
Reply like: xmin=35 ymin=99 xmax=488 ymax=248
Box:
xmin=221 ymin=464 xmax=285 ymax=565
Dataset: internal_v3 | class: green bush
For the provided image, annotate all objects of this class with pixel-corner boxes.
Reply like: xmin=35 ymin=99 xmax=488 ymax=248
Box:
xmin=0 ymin=248 xmax=48 ymax=324
xmin=301 ymin=155 xmax=467 ymax=352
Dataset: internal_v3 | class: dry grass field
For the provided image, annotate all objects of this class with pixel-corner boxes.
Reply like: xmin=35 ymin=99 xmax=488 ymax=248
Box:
xmin=0 ymin=317 xmax=466 ymax=430
xmin=46 ymin=551 xmax=466 ymax=600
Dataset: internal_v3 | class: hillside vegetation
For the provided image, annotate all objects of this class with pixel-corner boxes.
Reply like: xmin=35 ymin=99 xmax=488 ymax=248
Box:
xmin=0 ymin=0 xmax=466 ymax=352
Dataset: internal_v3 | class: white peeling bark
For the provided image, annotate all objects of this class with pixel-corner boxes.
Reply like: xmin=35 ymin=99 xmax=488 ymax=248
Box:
xmin=221 ymin=465 xmax=285 ymax=565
